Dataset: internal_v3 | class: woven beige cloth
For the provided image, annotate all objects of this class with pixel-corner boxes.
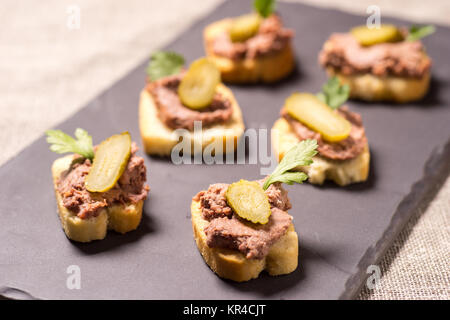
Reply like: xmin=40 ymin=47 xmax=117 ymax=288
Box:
xmin=358 ymin=177 xmax=450 ymax=299
xmin=0 ymin=0 xmax=448 ymax=299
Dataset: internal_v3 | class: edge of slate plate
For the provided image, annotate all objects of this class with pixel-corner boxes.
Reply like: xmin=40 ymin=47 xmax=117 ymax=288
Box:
xmin=341 ymin=141 xmax=450 ymax=299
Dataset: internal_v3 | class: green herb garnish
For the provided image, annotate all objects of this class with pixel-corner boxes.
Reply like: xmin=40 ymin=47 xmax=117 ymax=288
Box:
xmin=406 ymin=25 xmax=436 ymax=42
xmin=263 ymin=139 xmax=318 ymax=190
xmin=253 ymin=0 xmax=276 ymax=18
xmin=146 ymin=51 xmax=185 ymax=81
xmin=45 ymin=128 xmax=94 ymax=160
xmin=316 ymin=77 xmax=350 ymax=110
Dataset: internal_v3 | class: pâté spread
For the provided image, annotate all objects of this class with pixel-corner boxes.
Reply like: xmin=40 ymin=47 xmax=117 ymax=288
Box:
xmin=58 ymin=143 xmax=149 ymax=219
xmin=209 ymin=15 xmax=293 ymax=60
xmin=193 ymin=181 xmax=293 ymax=259
xmin=319 ymin=33 xmax=431 ymax=78
xmin=281 ymin=106 xmax=367 ymax=161
xmin=146 ymin=74 xmax=233 ymax=130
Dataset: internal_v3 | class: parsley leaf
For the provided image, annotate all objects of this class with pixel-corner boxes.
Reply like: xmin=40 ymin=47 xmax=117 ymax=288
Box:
xmin=406 ymin=25 xmax=436 ymax=42
xmin=266 ymin=171 xmax=309 ymax=186
xmin=316 ymin=77 xmax=350 ymax=110
xmin=263 ymin=139 xmax=318 ymax=190
xmin=45 ymin=128 xmax=94 ymax=160
xmin=253 ymin=0 xmax=276 ymax=18
xmin=146 ymin=51 xmax=185 ymax=81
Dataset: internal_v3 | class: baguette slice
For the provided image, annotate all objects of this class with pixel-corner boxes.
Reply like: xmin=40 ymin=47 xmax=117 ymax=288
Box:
xmin=326 ymin=67 xmax=430 ymax=103
xmin=272 ymin=118 xmax=370 ymax=186
xmin=191 ymin=200 xmax=298 ymax=282
xmin=204 ymin=18 xmax=295 ymax=84
xmin=139 ymin=83 xmax=244 ymax=156
xmin=52 ymin=155 xmax=143 ymax=242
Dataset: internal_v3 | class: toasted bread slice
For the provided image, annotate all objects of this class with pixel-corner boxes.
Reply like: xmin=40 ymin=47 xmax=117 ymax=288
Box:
xmin=139 ymin=83 xmax=245 ymax=157
xmin=272 ymin=118 xmax=370 ymax=186
xmin=52 ymin=155 xmax=144 ymax=242
xmin=204 ymin=19 xmax=295 ymax=84
xmin=191 ymin=200 xmax=298 ymax=282
xmin=326 ymin=67 xmax=430 ymax=103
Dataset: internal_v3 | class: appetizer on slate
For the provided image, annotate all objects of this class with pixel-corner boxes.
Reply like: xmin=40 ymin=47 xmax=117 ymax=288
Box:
xmin=139 ymin=51 xmax=244 ymax=156
xmin=319 ymin=24 xmax=435 ymax=102
xmin=272 ymin=78 xmax=370 ymax=186
xmin=46 ymin=129 xmax=149 ymax=242
xmin=204 ymin=0 xmax=294 ymax=83
xmin=191 ymin=140 xmax=318 ymax=282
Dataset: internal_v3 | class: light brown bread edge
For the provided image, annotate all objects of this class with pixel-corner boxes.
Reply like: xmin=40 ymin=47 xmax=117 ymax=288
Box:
xmin=326 ymin=67 xmax=430 ymax=103
xmin=272 ymin=118 xmax=370 ymax=186
xmin=139 ymin=83 xmax=245 ymax=156
xmin=191 ymin=200 xmax=298 ymax=282
xmin=52 ymin=155 xmax=144 ymax=242
xmin=204 ymin=18 xmax=295 ymax=84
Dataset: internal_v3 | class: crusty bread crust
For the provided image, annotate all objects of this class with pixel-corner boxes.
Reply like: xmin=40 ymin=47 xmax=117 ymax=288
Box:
xmin=52 ymin=155 xmax=143 ymax=242
xmin=191 ymin=200 xmax=298 ymax=282
xmin=326 ymin=67 xmax=430 ymax=103
xmin=204 ymin=19 xmax=295 ymax=84
xmin=139 ymin=83 xmax=245 ymax=156
xmin=272 ymin=118 xmax=370 ymax=186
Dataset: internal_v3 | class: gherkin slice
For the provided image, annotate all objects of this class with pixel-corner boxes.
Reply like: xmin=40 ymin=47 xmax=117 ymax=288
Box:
xmin=229 ymin=13 xmax=262 ymax=43
xmin=225 ymin=180 xmax=272 ymax=224
xmin=351 ymin=24 xmax=403 ymax=46
xmin=178 ymin=58 xmax=221 ymax=109
xmin=285 ymin=93 xmax=352 ymax=142
xmin=85 ymin=132 xmax=131 ymax=193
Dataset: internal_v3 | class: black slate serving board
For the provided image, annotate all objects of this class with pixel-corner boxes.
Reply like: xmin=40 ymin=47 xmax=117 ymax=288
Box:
xmin=1 ymin=0 xmax=449 ymax=300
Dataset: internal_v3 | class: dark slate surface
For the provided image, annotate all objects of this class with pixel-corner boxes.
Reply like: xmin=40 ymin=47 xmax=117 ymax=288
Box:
xmin=0 ymin=0 xmax=449 ymax=299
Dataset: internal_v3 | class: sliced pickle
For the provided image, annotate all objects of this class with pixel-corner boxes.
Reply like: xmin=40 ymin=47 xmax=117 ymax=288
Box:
xmin=85 ymin=132 xmax=132 ymax=193
xmin=351 ymin=24 xmax=403 ymax=46
xmin=225 ymin=180 xmax=272 ymax=224
xmin=229 ymin=13 xmax=262 ymax=43
xmin=285 ymin=93 xmax=351 ymax=142
xmin=178 ymin=58 xmax=221 ymax=110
